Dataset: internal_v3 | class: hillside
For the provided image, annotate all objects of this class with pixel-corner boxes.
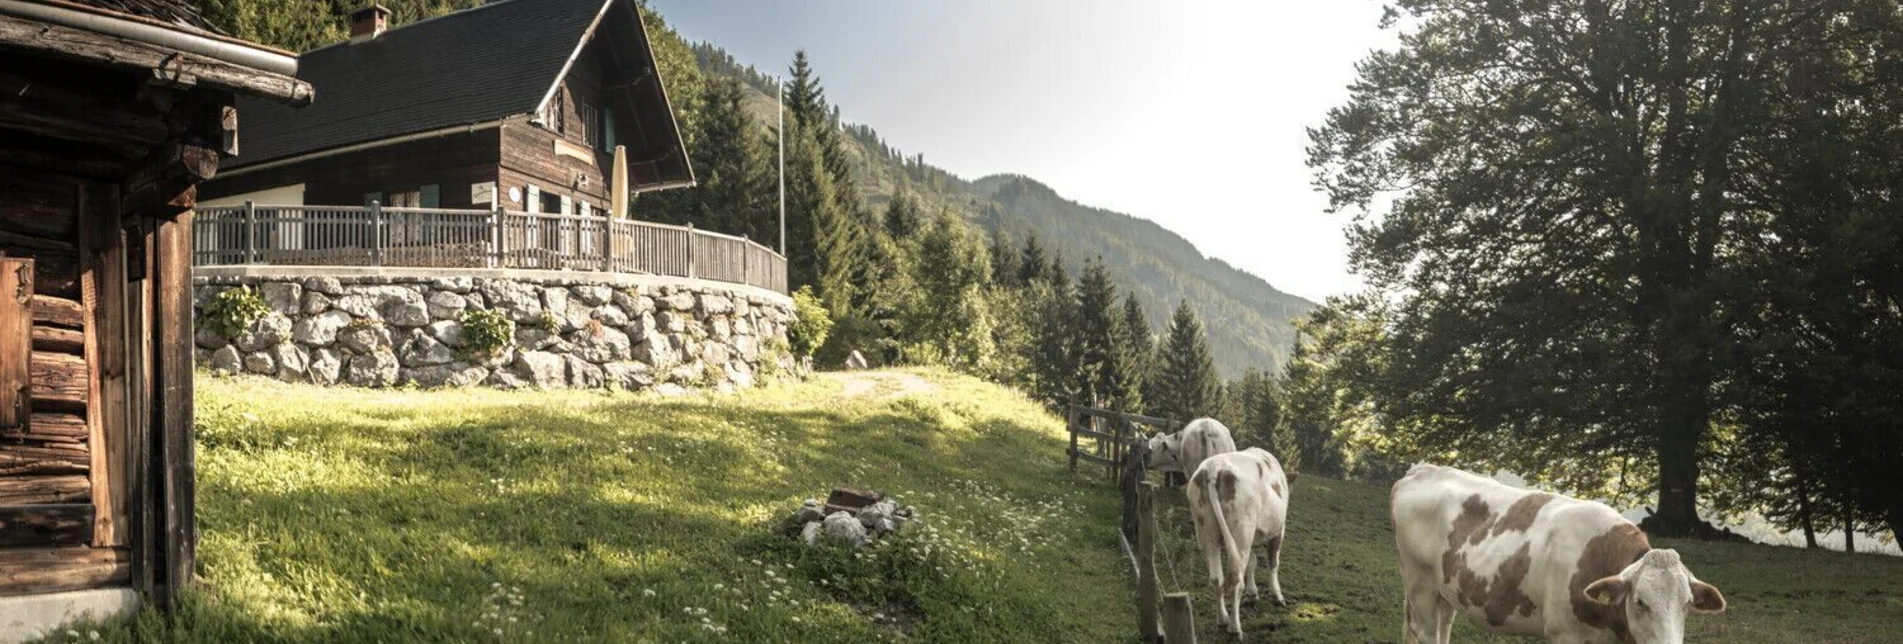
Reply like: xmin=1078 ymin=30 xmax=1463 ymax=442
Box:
xmin=720 ymin=66 xmax=1315 ymax=377
xmin=53 ymin=371 xmax=1903 ymax=643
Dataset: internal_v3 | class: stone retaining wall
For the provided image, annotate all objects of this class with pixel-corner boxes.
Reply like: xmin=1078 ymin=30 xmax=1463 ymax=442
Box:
xmin=192 ymin=270 xmax=795 ymax=391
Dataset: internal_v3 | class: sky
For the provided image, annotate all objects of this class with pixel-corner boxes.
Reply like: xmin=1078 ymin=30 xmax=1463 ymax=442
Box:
xmin=647 ymin=0 xmax=1400 ymax=303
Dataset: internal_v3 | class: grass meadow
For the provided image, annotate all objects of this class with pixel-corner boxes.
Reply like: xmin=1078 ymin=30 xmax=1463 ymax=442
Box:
xmin=30 ymin=368 xmax=1903 ymax=643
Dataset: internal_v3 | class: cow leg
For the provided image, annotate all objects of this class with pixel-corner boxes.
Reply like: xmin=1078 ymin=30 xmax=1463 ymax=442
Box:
xmin=1405 ymin=586 xmax=1443 ymax=644
xmin=1434 ymin=595 xmax=1456 ymax=644
xmin=1263 ymin=534 xmax=1286 ymax=605
xmin=1194 ymin=506 xmax=1234 ymax=633
xmin=1241 ymin=547 xmax=1259 ymax=607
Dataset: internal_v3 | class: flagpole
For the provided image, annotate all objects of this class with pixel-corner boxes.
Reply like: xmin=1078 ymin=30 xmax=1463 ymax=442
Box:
xmin=777 ymin=77 xmax=787 ymax=256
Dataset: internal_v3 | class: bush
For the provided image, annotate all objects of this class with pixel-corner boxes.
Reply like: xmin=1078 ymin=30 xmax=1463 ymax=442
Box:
xmin=787 ymin=286 xmax=832 ymax=358
xmin=203 ymin=286 xmax=270 ymax=340
xmin=460 ymin=309 xmax=516 ymax=358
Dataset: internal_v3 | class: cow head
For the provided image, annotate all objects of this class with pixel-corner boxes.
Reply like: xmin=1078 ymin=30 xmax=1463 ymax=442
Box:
xmin=1583 ymin=549 xmax=1725 ymax=644
xmin=1146 ymin=432 xmax=1186 ymax=473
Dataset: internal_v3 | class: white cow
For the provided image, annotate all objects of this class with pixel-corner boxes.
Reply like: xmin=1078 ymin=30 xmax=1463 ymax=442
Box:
xmin=1186 ymin=447 xmax=1295 ymax=637
xmin=1390 ymin=464 xmax=1726 ymax=644
xmin=1147 ymin=417 xmax=1237 ymax=477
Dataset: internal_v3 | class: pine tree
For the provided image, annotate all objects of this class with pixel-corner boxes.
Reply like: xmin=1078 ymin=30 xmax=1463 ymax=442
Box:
xmin=1073 ymin=258 xmax=1134 ymax=409
xmin=1017 ymin=233 xmax=1049 ymax=286
xmin=990 ymin=227 xmax=1020 ymax=286
xmin=1121 ymin=293 xmax=1152 ymax=411
xmin=883 ymin=190 xmax=924 ymax=240
xmin=784 ymin=123 xmax=858 ymax=314
xmin=687 ymin=76 xmax=773 ymax=240
xmin=1029 ymin=279 xmax=1079 ymax=408
xmin=1150 ymin=301 xmax=1222 ymax=423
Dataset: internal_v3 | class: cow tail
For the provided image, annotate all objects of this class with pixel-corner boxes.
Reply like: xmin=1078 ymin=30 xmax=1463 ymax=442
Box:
xmin=1204 ymin=470 xmax=1242 ymax=584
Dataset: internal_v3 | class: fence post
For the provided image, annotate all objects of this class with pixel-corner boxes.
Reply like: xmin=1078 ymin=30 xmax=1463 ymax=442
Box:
xmin=369 ymin=200 xmax=383 ymax=267
xmin=601 ymin=213 xmax=613 ymax=273
xmin=742 ymin=236 xmax=751 ymax=287
xmin=685 ymin=222 xmax=696 ymax=279
xmin=489 ymin=207 xmax=502 ymax=269
xmin=1123 ymin=431 xmax=1148 ymax=545
xmin=1066 ymin=400 xmax=1081 ymax=473
xmin=243 ymin=200 xmax=257 ymax=264
xmin=1136 ymin=481 xmax=1162 ymax=644
xmin=1161 ymin=593 xmax=1197 ymax=644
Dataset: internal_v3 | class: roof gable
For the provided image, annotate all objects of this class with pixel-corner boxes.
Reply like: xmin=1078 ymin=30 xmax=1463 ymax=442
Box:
xmin=231 ymin=0 xmax=651 ymax=168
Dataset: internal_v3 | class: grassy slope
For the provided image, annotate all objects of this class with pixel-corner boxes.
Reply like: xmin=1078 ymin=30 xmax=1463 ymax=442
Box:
xmin=37 ymin=370 xmax=1903 ymax=643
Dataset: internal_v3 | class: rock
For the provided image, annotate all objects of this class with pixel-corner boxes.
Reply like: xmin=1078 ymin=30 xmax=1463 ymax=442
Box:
xmin=658 ymin=292 xmax=695 ymax=312
xmin=701 ymin=342 xmax=730 ymax=367
xmin=401 ymin=363 xmax=488 ymax=388
xmin=329 ymin=294 xmax=380 ymax=319
xmin=565 ymin=355 xmax=604 ymax=388
xmin=464 ymin=291 xmax=487 ymax=309
xmin=561 ymin=300 xmax=593 ymax=331
xmin=734 ymin=298 xmax=752 ymax=317
xmin=426 ymin=290 xmax=467 ymax=320
xmin=698 ymin=293 xmax=733 ymax=316
xmin=344 ymin=350 xmax=400 ymax=387
xmin=613 ymin=290 xmax=655 ymax=317
xmin=732 ymin=317 xmax=754 ymax=337
xmin=590 ymin=304 xmax=630 ymax=327
xmin=669 ymin=363 xmax=707 ymax=385
xmin=385 ymin=299 xmax=430 ymax=327
xmin=603 ymin=362 xmax=654 ymax=390
xmin=292 ymin=310 xmax=352 ymax=346
xmin=734 ymin=335 xmax=759 ymax=363
xmin=426 ymin=320 xmax=465 ymax=348
xmin=514 ymin=326 xmax=565 ymax=352
xmin=302 ymin=276 xmax=344 ymax=296
xmin=858 ymin=499 xmax=902 ymax=535
xmin=259 ymin=282 xmax=302 ymax=314
xmin=272 ymin=343 xmax=308 ymax=381
xmin=430 ymin=276 xmax=474 ymax=293
xmin=486 ymin=369 xmax=527 ymax=390
xmin=626 ymin=312 xmax=657 ymax=337
xmin=243 ymin=351 xmax=275 ymax=375
xmin=656 ymin=310 xmax=687 ymax=333
xmin=801 ymin=521 xmax=824 ymax=547
xmin=338 ymin=324 xmax=393 ymax=355
xmin=820 ymin=511 xmax=868 ymax=548
xmin=195 ymin=326 xmax=228 ymax=350
xmin=479 ymin=280 xmax=543 ymax=321
xmin=309 ymin=348 xmax=342 ymax=385
xmin=398 ymin=330 xmax=455 ymax=367
xmin=633 ymin=331 xmax=678 ymax=368
xmin=570 ymin=285 xmax=612 ymax=306
xmin=209 ymin=346 xmax=241 ymax=375
xmin=540 ymin=287 xmax=570 ymax=325
xmin=844 ymin=350 xmax=869 ymax=371
xmin=652 ymin=383 xmax=688 ymax=397
xmin=795 ymin=498 xmax=826 ymax=525
xmin=513 ymin=351 xmax=566 ymax=388
xmin=569 ymin=326 xmax=631 ymax=363
xmin=726 ymin=361 xmax=754 ymax=389
xmin=234 ymin=313 xmax=293 ymax=353
xmin=301 ymin=291 xmax=331 ymax=315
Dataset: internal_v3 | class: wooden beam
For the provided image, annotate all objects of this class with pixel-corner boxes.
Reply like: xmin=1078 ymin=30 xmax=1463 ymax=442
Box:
xmin=121 ymin=143 xmax=216 ymax=219
xmin=152 ymin=214 xmax=195 ymax=608
xmin=30 ymin=294 xmax=86 ymax=329
xmin=0 ymin=504 xmax=92 ymax=547
xmin=85 ymin=183 xmax=129 ymax=548
xmin=0 ymin=15 xmax=313 ymax=106
xmin=0 ymin=441 xmax=88 ymax=476
xmin=0 ymin=547 xmax=128 ymax=595
xmin=0 ymin=67 xmax=168 ymax=149
xmin=0 ymin=475 xmax=89 ymax=505
xmin=31 ymin=325 xmax=84 ymax=354
xmin=29 ymin=350 xmax=88 ymax=411
xmin=0 ymin=412 xmax=88 ymax=443
xmin=0 ymin=258 xmax=28 ymax=430
xmin=0 ymin=230 xmax=77 ymax=253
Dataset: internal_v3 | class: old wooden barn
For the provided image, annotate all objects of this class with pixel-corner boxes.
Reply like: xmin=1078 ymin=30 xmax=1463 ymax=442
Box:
xmin=0 ymin=0 xmax=311 ymax=636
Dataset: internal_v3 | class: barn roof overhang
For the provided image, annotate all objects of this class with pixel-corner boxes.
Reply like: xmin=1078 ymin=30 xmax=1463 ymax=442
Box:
xmin=0 ymin=0 xmax=312 ymax=105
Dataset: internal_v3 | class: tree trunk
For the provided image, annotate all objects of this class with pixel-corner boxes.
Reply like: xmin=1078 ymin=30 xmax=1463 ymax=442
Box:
xmin=1797 ymin=480 xmax=1818 ymax=549
xmin=1843 ymin=506 xmax=1854 ymax=554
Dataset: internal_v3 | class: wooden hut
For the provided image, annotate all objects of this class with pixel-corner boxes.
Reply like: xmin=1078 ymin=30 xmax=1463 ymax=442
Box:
xmin=0 ymin=0 xmax=311 ymax=635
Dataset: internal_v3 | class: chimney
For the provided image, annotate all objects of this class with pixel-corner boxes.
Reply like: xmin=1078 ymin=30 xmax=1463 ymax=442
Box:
xmin=349 ymin=4 xmax=391 ymax=42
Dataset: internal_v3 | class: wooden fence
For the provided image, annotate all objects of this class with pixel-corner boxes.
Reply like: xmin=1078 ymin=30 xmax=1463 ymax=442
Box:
xmin=1066 ymin=404 xmax=1199 ymax=643
xmin=193 ymin=202 xmax=789 ymax=294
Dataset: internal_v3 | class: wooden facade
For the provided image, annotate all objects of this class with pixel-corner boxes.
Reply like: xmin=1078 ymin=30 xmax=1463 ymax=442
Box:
xmin=0 ymin=0 xmax=310 ymax=611
xmin=202 ymin=0 xmax=692 ymax=219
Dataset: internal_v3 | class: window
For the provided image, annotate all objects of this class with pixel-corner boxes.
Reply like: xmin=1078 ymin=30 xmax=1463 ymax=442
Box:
xmin=602 ymin=108 xmax=615 ymax=150
xmin=576 ymin=101 xmax=599 ymax=148
xmin=542 ymin=92 xmax=566 ymax=136
xmin=541 ymin=191 xmax=563 ymax=215
xmin=420 ymin=184 xmax=441 ymax=208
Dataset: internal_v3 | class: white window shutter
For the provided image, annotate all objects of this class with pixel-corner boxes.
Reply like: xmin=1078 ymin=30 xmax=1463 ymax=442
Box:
xmin=579 ymin=202 xmax=591 ymax=218
xmin=526 ymin=186 xmax=540 ymax=213
xmin=559 ymin=195 xmax=572 ymax=215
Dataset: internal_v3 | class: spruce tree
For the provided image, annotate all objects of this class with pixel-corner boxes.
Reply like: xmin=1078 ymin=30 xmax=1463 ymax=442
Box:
xmin=1120 ymin=293 xmax=1152 ymax=411
xmin=1150 ymin=300 xmax=1222 ymax=423
xmin=688 ymin=76 xmax=773 ymax=240
xmin=1017 ymin=233 xmax=1049 ymax=286
xmin=1073 ymin=258 xmax=1133 ymax=409
xmin=883 ymin=190 xmax=924 ymax=240
xmin=1030 ymin=279 xmax=1078 ymax=408
xmin=990 ymin=228 xmax=1020 ymax=286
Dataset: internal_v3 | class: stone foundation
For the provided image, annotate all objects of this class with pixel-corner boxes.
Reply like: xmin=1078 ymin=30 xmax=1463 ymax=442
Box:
xmin=192 ymin=268 xmax=795 ymax=391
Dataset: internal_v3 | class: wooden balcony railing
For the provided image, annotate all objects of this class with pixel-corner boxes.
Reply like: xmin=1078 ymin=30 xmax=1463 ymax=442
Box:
xmin=192 ymin=202 xmax=788 ymax=294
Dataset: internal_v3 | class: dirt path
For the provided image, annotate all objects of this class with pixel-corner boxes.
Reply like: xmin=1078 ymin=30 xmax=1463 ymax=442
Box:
xmin=823 ymin=370 xmax=939 ymax=398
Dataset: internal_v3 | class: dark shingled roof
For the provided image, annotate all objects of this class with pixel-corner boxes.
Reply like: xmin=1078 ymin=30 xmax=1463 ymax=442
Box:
xmin=231 ymin=0 xmax=612 ymax=167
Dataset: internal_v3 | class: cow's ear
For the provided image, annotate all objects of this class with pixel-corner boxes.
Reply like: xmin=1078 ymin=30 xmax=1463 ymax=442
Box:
xmin=1584 ymin=575 xmax=1628 ymax=605
xmin=1689 ymin=580 xmax=1725 ymax=614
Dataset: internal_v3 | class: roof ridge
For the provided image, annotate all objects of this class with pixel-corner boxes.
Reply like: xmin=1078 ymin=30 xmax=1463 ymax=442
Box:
xmin=302 ymin=0 xmax=527 ymax=55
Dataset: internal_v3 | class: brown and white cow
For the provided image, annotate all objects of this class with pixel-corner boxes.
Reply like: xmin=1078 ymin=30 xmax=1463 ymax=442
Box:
xmin=1390 ymin=464 xmax=1726 ymax=644
xmin=1187 ymin=447 xmax=1296 ymax=637
xmin=1148 ymin=417 xmax=1238 ymax=477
